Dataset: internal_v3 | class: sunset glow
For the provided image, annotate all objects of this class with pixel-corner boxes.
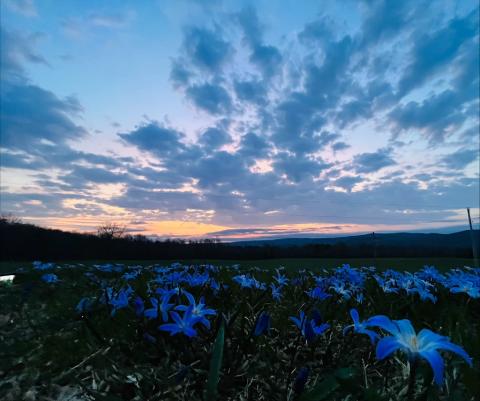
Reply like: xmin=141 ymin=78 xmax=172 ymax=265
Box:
xmin=1 ymin=0 xmax=478 ymax=240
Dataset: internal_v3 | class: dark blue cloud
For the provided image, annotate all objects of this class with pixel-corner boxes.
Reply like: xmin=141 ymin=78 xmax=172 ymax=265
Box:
xmin=235 ymin=6 xmax=283 ymax=77
xmin=183 ymin=26 xmax=232 ymax=73
xmin=198 ymin=127 xmax=231 ymax=148
xmin=170 ymin=59 xmax=193 ymax=88
xmin=238 ymin=132 xmax=271 ymax=159
xmin=298 ymin=18 xmax=333 ymax=45
xmin=1 ymin=81 xmax=86 ymax=152
xmin=353 ymin=148 xmax=396 ymax=173
xmin=440 ymin=149 xmax=479 ymax=170
xmin=233 ymin=79 xmax=267 ymax=105
xmin=235 ymin=6 xmax=263 ymax=47
xmin=273 ymin=152 xmax=330 ymax=183
xmin=389 ymin=89 xmax=466 ymax=143
xmin=331 ymin=142 xmax=350 ymax=152
xmin=62 ymin=165 xmax=126 ymax=186
xmin=398 ymin=9 xmax=478 ymax=97
xmin=332 ymin=175 xmax=363 ymax=192
xmin=189 ymin=151 xmax=246 ymax=188
xmin=119 ymin=123 xmax=186 ymax=159
xmin=186 ymin=82 xmax=232 ymax=115
xmin=249 ymin=44 xmax=282 ymax=76
xmin=359 ymin=0 xmax=419 ymax=47
xmin=0 ymin=151 xmax=45 ymax=170
xmin=1 ymin=28 xmax=47 ymax=80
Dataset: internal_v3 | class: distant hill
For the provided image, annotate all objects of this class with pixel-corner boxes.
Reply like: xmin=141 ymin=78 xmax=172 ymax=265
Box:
xmin=0 ymin=217 xmax=478 ymax=261
xmin=232 ymin=231 xmax=480 ymax=248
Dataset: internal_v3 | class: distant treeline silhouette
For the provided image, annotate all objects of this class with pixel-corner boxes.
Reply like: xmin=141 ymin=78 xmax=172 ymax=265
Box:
xmin=0 ymin=217 xmax=477 ymax=261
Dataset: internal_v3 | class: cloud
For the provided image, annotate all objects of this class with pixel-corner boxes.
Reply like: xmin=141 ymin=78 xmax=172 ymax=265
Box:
xmin=235 ymin=6 xmax=283 ymax=76
xmin=273 ymin=152 xmax=330 ymax=183
xmin=61 ymin=10 xmax=134 ymax=39
xmin=1 ymin=81 xmax=86 ymax=152
xmin=119 ymin=122 xmax=187 ymax=159
xmin=389 ymin=89 xmax=468 ymax=143
xmin=182 ymin=26 xmax=232 ymax=73
xmin=3 ymin=0 xmax=37 ymax=17
xmin=1 ymin=28 xmax=47 ymax=80
xmin=190 ymin=151 xmax=246 ymax=188
xmin=249 ymin=44 xmax=282 ymax=76
xmin=186 ymin=82 xmax=232 ymax=115
xmin=440 ymin=149 xmax=479 ymax=170
xmin=233 ymin=79 xmax=267 ymax=105
xmin=331 ymin=142 xmax=350 ymax=152
xmin=352 ymin=148 xmax=396 ymax=173
xmin=62 ymin=165 xmax=127 ymax=186
xmin=198 ymin=127 xmax=231 ymax=148
xmin=359 ymin=0 xmax=419 ymax=47
xmin=88 ymin=11 xmax=134 ymax=29
xmin=332 ymin=175 xmax=364 ymax=192
xmin=238 ymin=132 xmax=272 ymax=159
xmin=398 ymin=9 xmax=478 ymax=97
xmin=170 ymin=59 xmax=193 ymax=88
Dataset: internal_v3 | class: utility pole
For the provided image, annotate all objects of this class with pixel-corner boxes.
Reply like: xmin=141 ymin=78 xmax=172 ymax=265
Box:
xmin=467 ymin=208 xmax=479 ymax=267
xmin=372 ymin=232 xmax=377 ymax=260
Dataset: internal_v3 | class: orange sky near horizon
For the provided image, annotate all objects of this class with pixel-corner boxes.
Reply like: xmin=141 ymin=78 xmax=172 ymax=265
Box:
xmin=24 ymin=214 xmax=475 ymax=241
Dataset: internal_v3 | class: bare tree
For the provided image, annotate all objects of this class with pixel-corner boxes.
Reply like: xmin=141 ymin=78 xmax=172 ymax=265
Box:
xmin=96 ymin=222 xmax=127 ymax=239
xmin=0 ymin=213 xmax=22 ymax=224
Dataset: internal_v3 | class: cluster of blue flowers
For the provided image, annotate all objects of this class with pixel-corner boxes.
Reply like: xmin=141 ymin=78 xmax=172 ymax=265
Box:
xmin=31 ymin=260 xmax=477 ymax=389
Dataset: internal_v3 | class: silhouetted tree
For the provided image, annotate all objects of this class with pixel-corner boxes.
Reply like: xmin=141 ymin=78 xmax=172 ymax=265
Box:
xmin=96 ymin=222 xmax=127 ymax=239
xmin=0 ymin=213 xmax=22 ymax=224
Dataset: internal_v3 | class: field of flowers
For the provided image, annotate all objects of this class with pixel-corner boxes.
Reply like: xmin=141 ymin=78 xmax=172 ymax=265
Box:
xmin=1 ymin=261 xmax=479 ymax=401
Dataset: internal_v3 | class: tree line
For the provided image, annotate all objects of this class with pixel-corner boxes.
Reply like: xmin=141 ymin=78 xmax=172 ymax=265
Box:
xmin=0 ymin=216 xmax=475 ymax=261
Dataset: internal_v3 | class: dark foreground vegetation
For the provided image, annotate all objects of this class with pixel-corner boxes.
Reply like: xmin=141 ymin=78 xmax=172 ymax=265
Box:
xmin=1 ymin=218 xmax=478 ymax=262
xmin=0 ymin=261 xmax=478 ymax=400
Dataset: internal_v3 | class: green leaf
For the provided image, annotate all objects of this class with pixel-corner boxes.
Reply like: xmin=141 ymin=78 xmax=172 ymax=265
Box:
xmin=299 ymin=375 xmax=339 ymax=401
xmin=204 ymin=322 xmax=225 ymax=401
xmin=334 ymin=367 xmax=356 ymax=381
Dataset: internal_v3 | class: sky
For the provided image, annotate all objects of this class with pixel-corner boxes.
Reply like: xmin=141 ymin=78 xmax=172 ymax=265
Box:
xmin=0 ymin=0 xmax=479 ymax=240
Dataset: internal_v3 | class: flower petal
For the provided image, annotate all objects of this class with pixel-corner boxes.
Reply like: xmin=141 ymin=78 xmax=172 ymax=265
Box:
xmin=376 ymin=336 xmax=403 ymax=360
xmin=367 ymin=315 xmax=398 ymax=335
xmin=436 ymin=340 xmax=473 ymax=366
xmin=350 ymin=309 xmax=360 ymax=325
xmin=419 ymin=349 xmax=445 ymax=386
xmin=395 ymin=319 xmax=416 ymax=338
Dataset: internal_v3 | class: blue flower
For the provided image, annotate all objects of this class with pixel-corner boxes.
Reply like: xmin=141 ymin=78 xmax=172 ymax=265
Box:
xmin=343 ymin=309 xmax=379 ymax=344
xmin=76 ymin=297 xmax=92 ymax=314
xmin=367 ymin=316 xmax=473 ymax=385
xmin=290 ymin=311 xmax=329 ymax=342
xmin=159 ymin=306 xmax=200 ymax=337
xmin=273 ymin=270 xmax=289 ymax=286
xmin=109 ymin=288 xmax=130 ymax=316
xmin=329 ymin=280 xmax=351 ymax=300
xmin=34 ymin=261 xmax=54 ymax=270
xmin=270 ymin=283 xmax=283 ymax=301
xmin=133 ymin=296 xmax=145 ymax=317
xmin=123 ymin=270 xmax=140 ymax=281
xmin=41 ymin=273 xmax=58 ymax=283
xmin=306 ymin=286 xmax=332 ymax=300
xmin=144 ymin=294 xmax=174 ymax=322
xmin=253 ymin=311 xmax=271 ymax=336
xmin=449 ymin=281 xmax=480 ymax=298
xmin=175 ymin=291 xmax=216 ymax=329
xmin=293 ymin=367 xmax=310 ymax=394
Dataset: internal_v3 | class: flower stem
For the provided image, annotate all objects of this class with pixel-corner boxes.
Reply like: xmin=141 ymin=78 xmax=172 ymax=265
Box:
xmin=406 ymin=357 xmax=418 ymax=401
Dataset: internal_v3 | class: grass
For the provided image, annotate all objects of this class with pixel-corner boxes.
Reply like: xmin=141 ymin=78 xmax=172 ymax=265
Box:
xmin=0 ymin=257 xmax=476 ymax=275
xmin=1 ymin=260 xmax=478 ymax=400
